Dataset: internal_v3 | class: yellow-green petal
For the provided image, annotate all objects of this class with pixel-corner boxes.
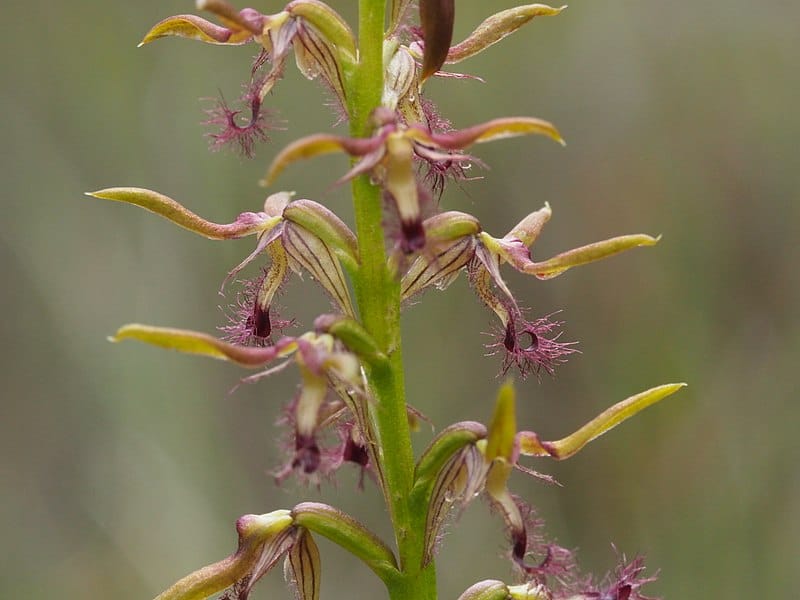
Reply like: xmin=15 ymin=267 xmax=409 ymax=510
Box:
xmin=424 ymin=116 xmax=564 ymax=150
xmin=87 ymin=187 xmax=273 ymax=239
xmin=518 ymin=383 xmax=687 ymax=459
xmin=110 ymin=324 xmax=294 ymax=368
xmin=525 ymin=233 xmax=660 ymax=279
xmin=447 ymin=5 xmax=566 ymax=64
xmin=261 ymin=134 xmax=349 ymax=186
xmin=138 ymin=14 xmax=248 ymax=47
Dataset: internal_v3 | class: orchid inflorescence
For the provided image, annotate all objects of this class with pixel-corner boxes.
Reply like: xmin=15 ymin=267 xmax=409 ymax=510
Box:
xmin=90 ymin=1 xmax=684 ymax=599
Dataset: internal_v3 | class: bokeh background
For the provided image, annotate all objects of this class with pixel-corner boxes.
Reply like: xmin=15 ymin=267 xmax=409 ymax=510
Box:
xmin=2 ymin=1 xmax=798 ymax=597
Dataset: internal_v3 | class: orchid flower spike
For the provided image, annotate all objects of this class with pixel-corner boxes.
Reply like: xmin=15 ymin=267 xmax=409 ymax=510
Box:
xmin=401 ymin=205 xmax=660 ymax=377
xmin=87 ymin=188 xmax=358 ymax=346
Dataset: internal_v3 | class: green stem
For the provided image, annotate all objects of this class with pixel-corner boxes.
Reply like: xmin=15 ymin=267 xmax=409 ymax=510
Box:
xmin=347 ymin=2 xmax=436 ymax=599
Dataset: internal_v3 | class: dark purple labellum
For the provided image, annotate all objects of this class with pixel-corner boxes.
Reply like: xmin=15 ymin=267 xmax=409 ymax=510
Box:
xmin=503 ymin=321 xmax=517 ymax=352
xmin=512 ymin=528 xmax=527 ymax=561
xmin=252 ymin=303 xmax=272 ymax=338
xmin=401 ymin=219 xmax=427 ymax=254
xmin=293 ymin=434 xmax=321 ymax=474
xmin=343 ymin=437 xmax=369 ymax=467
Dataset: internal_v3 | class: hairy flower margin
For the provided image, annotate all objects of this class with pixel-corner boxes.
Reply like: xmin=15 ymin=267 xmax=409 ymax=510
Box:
xmin=91 ymin=2 xmax=685 ymax=599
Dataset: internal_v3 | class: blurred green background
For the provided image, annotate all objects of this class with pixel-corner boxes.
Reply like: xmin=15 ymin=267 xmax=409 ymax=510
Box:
xmin=2 ymin=1 xmax=798 ymax=597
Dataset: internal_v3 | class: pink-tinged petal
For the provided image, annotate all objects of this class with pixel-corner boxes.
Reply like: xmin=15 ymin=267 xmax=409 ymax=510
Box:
xmin=87 ymin=188 xmax=272 ymax=239
xmin=138 ymin=14 xmax=245 ymax=47
xmin=517 ymin=383 xmax=687 ymax=460
xmin=419 ymin=0 xmax=456 ymax=83
xmin=474 ymin=243 xmax=518 ymax=311
xmin=110 ymin=324 xmax=297 ymax=368
xmin=426 ymin=116 xmax=565 ymax=149
xmin=524 ymin=233 xmax=660 ymax=279
xmin=335 ymin=146 xmax=387 ymax=186
xmin=447 ymin=4 xmax=567 ymax=64
xmin=197 ymin=1 xmax=265 ymax=35
xmin=503 ymin=203 xmax=552 ymax=247
xmin=261 ymin=133 xmax=382 ymax=186
xmin=224 ymin=223 xmax=285 ymax=286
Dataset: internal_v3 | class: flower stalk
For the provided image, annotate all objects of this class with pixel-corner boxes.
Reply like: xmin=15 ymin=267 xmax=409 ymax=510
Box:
xmin=347 ymin=3 xmax=436 ymax=597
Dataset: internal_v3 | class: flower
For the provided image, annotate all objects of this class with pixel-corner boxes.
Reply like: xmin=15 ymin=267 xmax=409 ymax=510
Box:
xmin=110 ymin=324 xmax=378 ymax=486
xmin=418 ymin=382 xmax=684 ymax=594
xmin=152 ymin=502 xmax=400 ymax=600
xmin=263 ymin=110 xmax=563 ymax=253
xmin=400 ymin=206 xmax=659 ymax=377
xmin=139 ymin=0 xmax=357 ymax=152
xmin=87 ymin=187 xmax=358 ymax=344
xmin=152 ymin=509 xmax=299 ymax=600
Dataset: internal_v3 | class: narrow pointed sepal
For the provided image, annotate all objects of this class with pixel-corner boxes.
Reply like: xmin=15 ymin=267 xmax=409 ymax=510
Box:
xmin=196 ymin=0 xmax=264 ymax=35
xmin=422 ymin=116 xmax=565 ymax=149
xmin=284 ymin=529 xmax=321 ymax=600
xmin=110 ymin=324 xmax=295 ymax=368
xmin=262 ymin=134 xmax=378 ymax=186
xmin=291 ymin=502 xmax=398 ymax=581
xmin=517 ymin=383 xmax=687 ymax=460
xmin=419 ymin=0 xmax=456 ymax=83
xmin=86 ymin=188 xmax=275 ymax=239
xmin=504 ymin=203 xmax=552 ymax=248
xmin=485 ymin=381 xmax=517 ymax=462
xmin=139 ymin=14 xmax=250 ymax=47
xmin=447 ymin=5 xmax=567 ymax=64
xmin=524 ymin=233 xmax=661 ymax=279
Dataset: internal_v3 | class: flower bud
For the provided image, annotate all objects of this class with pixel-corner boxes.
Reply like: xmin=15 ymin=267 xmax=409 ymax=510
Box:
xmin=456 ymin=580 xmax=513 ymax=600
